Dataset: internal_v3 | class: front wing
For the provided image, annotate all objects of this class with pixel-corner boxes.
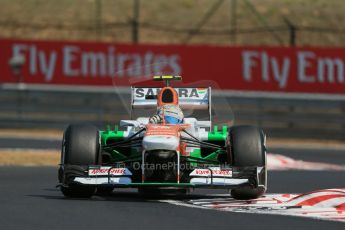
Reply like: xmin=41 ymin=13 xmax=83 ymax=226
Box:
xmin=63 ymin=165 xmax=265 ymax=189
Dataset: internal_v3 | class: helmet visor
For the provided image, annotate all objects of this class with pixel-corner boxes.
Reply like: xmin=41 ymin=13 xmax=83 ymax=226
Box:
xmin=164 ymin=116 xmax=182 ymax=124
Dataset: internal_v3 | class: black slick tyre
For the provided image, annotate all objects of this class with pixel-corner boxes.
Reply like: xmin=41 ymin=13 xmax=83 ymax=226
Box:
xmin=59 ymin=124 xmax=100 ymax=198
xmin=228 ymin=125 xmax=267 ymax=200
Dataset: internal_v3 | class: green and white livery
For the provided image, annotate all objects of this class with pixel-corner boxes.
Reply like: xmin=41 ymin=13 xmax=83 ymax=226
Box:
xmin=58 ymin=76 xmax=267 ymax=200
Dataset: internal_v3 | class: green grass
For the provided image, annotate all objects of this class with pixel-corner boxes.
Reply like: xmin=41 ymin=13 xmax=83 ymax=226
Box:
xmin=0 ymin=0 xmax=344 ymax=46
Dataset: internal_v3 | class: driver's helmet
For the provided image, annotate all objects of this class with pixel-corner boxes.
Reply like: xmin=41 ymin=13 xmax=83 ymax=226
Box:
xmin=158 ymin=104 xmax=184 ymax=124
xmin=156 ymin=86 xmax=183 ymax=124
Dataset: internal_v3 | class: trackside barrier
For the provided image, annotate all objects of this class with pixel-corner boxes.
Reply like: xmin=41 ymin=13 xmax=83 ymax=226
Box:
xmin=1 ymin=84 xmax=345 ymax=140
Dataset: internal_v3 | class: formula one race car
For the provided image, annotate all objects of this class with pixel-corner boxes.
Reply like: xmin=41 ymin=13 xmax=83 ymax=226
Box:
xmin=58 ymin=76 xmax=267 ymax=200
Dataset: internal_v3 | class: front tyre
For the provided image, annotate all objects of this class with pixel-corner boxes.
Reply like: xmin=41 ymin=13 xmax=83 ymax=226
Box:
xmin=227 ymin=125 xmax=267 ymax=200
xmin=61 ymin=184 xmax=97 ymax=198
xmin=59 ymin=124 xmax=100 ymax=198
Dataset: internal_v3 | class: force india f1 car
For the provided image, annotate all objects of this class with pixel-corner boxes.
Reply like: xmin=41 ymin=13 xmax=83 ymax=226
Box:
xmin=58 ymin=76 xmax=267 ymax=200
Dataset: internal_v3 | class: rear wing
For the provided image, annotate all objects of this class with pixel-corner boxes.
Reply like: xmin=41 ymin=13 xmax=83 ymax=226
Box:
xmin=131 ymin=87 xmax=212 ymax=119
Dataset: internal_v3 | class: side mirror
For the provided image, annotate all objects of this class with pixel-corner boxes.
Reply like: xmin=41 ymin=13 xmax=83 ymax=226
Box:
xmin=120 ymin=120 xmax=141 ymax=127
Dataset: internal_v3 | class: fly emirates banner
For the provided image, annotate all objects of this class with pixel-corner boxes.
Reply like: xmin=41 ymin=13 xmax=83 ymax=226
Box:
xmin=1 ymin=39 xmax=345 ymax=94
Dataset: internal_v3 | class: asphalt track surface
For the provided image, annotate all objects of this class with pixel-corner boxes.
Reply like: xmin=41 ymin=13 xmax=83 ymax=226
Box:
xmin=1 ymin=138 xmax=345 ymax=229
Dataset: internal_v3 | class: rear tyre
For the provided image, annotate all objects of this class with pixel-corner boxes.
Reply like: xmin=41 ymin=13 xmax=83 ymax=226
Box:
xmin=59 ymin=124 xmax=100 ymax=198
xmin=228 ymin=125 xmax=267 ymax=200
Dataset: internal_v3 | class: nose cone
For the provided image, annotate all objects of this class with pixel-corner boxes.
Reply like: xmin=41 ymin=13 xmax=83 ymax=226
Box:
xmin=143 ymin=135 xmax=179 ymax=151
